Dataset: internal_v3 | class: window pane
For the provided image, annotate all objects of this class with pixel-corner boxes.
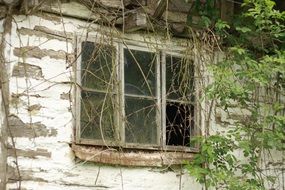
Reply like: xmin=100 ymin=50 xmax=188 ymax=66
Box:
xmin=81 ymin=41 xmax=116 ymax=90
xmin=80 ymin=91 xmax=115 ymax=140
xmin=166 ymin=102 xmax=195 ymax=146
xmin=125 ymin=97 xmax=157 ymax=144
xmin=166 ymin=55 xmax=194 ymax=100
xmin=124 ymin=48 xmax=156 ymax=96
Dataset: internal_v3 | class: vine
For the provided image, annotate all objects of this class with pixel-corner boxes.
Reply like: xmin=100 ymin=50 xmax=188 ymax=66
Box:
xmin=186 ymin=0 xmax=285 ymax=189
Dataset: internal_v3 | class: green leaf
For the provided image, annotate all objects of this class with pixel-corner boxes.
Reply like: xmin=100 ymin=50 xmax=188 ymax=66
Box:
xmin=236 ymin=26 xmax=252 ymax=33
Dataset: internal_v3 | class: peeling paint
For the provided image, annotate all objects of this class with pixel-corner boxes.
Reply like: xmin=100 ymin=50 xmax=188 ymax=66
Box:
xmin=12 ymin=62 xmax=43 ymax=79
xmin=34 ymin=25 xmax=73 ymax=40
xmin=2 ymin=13 xmax=205 ymax=189
xmin=8 ymin=115 xmax=57 ymax=138
xmin=18 ymin=27 xmax=72 ymax=42
xmin=14 ymin=46 xmax=69 ymax=60
xmin=7 ymin=148 xmax=51 ymax=159
xmin=60 ymin=92 xmax=70 ymax=100
xmin=2 ymin=11 xmax=283 ymax=190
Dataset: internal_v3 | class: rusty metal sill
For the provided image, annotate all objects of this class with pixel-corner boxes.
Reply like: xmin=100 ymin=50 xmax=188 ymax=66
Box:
xmin=72 ymin=144 xmax=196 ymax=167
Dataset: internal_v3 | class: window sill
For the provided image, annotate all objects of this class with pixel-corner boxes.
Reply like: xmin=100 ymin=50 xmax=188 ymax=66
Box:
xmin=72 ymin=144 xmax=196 ymax=167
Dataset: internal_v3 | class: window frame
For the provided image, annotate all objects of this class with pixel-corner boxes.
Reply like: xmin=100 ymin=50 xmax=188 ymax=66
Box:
xmin=121 ymin=44 xmax=162 ymax=149
xmin=75 ymin=34 xmax=200 ymax=152
xmin=75 ymin=35 xmax=121 ymax=147
xmin=161 ymin=51 xmax=200 ymax=152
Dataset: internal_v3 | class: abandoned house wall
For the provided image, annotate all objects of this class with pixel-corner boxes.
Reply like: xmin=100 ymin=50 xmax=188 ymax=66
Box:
xmin=0 ymin=1 xmax=283 ymax=189
xmin=0 ymin=16 xmax=8 ymax=190
xmin=0 ymin=82 xmax=7 ymax=190
xmin=0 ymin=87 xmax=7 ymax=190
xmin=3 ymin=13 xmax=204 ymax=190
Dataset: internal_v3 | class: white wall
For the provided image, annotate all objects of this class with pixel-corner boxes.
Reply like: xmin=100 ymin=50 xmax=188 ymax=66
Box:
xmin=5 ymin=6 xmax=284 ymax=190
xmin=5 ymin=14 xmax=203 ymax=190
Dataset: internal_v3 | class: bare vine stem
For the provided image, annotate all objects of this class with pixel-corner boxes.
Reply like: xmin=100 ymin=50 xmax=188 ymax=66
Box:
xmin=0 ymin=13 xmax=22 ymax=189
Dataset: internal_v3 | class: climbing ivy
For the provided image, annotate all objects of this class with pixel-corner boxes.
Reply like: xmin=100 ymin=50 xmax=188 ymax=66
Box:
xmin=186 ymin=0 xmax=219 ymax=28
xmin=186 ymin=0 xmax=285 ymax=189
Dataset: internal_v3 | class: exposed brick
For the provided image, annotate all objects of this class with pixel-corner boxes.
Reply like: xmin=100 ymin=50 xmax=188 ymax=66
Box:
xmin=17 ymin=27 xmax=71 ymax=42
xmin=13 ymin=46 xmax=69 ymax=60
xmin=34 ymin=25 xmax=73 ymax=40
xmin=7 ymin=166 xmax=48 ymax=184
xmin=8 ymin=115 xmax=57 ymax=138
xmin=27 ymin=104 xmax=42 ymax=112
xmin=34 ymin=12 xmax=62 ymax=23
xmin=60 ymin=92 xmax=69 ymax=100
xmin=7 ymin=148 xmax=51 ymax=159
xmin=12 ymin=62 xmax=43 ymax=79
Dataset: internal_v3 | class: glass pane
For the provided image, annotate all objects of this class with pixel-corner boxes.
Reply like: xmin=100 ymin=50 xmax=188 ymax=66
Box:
xmin=125 ymin=97 xmax=157 ymax=144
xmin=81 ymin=41 xmax=116 ymax=90
xmin=166 ymin=102 xmax=195 ymax=146
xmin=166 ymin=55 xmax=195 ymax=100
xmin=80 ymin=91 xmax=115 ymax=140
xmin=124 ymin=48 xmax=156 ymax=96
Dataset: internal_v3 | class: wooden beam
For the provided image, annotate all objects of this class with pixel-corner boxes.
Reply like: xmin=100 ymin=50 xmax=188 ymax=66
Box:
xmin=78 ymin=0 xmax=123 ymax=9
xmin=152 ymin=0 xmax=166 ymax=18
xmin=171 ymin=23 xmax=185 ymax=34
xmin=221 ymin=1 xmax=234 ymax=22
xmin=168 ymin=0 xmax=193 ymax=13
xmin=123 ymin=0 xmax=147 ymax=7
xmin=162 ymin=11 xmax=188 ymax=23
xmin=124 ymin=9 xmax=148 ymax=32
xmin=39 ymin=1 xmax=110 ymax=23
xmin=1 ymin=0 xmax=20 ymax=5
xmin=97 ymin=0 xmax=122 ymax=9
xmin=0 ymin=5 xmax=6 ymax=18
xmin=0 ymin=15 xmax=12 ymax=190
xmin=0 ymin=92 xmax=7 ymax=190
xmin=72 ymin=144 xmax=194 ymax=167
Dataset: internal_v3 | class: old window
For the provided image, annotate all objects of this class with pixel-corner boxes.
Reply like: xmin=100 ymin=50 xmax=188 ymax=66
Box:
xmin=76 ymin=36 xmax=198 ymax=152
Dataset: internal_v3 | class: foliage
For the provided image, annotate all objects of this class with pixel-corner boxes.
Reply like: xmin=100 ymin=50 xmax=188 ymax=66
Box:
xmin=187 ymin=0 xmax=220 ymax=28
xmin=186 ymin=0 xmax=285 ymax=189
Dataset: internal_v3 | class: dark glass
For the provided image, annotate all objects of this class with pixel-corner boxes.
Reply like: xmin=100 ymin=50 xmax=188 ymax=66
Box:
xmin=125 ymin=97 xmax=157 ymax=144
xmin=81 ymin=41 xmax=116 ymax=90
xmin=124 ymin=48 xmax=156 ymax=96
xmin=166 ymin=102 xmax=195 ymax=146
xmin=80 ymin=91 xmax=115 ymax=140
xmin=166 ymin=55 xmax=195 ymax=100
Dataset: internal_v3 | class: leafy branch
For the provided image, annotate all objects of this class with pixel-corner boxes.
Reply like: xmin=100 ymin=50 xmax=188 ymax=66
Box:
xmin=186 ymin=0 xmax=285 ymax=189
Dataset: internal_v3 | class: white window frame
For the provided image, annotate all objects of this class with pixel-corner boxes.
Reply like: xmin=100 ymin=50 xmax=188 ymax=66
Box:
xmin=161 ymin=51 xmax=199 ymax=151
xmin=75 ymin=34 xmax=200 ymax=152
xmin=121 ymin=44 xmax=161 ymax=149
xmin=75 ymin=35 xmax=120 ymax=146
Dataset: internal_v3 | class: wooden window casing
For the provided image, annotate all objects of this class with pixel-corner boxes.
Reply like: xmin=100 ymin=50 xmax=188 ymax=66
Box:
xmin=75 ymin=35 xmax=200 ymax=152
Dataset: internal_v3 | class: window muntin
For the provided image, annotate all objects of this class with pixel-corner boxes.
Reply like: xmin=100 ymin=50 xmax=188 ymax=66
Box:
xmin=79 ymin=41 xmax=119 ymax=144
xmin=77 ymin=38 xmax=197 ymax=151
xmin=125 ymin=97 xmax=158 ymax=144
xmin=123 ymin=47 xmax=160 ymax=145
xmin=164 ymin=55 xmax=195 ymax=147
xmin=166 ymin=102 xmax=194 ymax=146
xmin=81 ymin=41 xmax=116 ymax=91
xmin=165 ymin=55 xmax=195 ymax=101
xmin=124 ymin=48 xmax=157 ymax=97
xmin=80 ymin=91 xmax=115 ymax=140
